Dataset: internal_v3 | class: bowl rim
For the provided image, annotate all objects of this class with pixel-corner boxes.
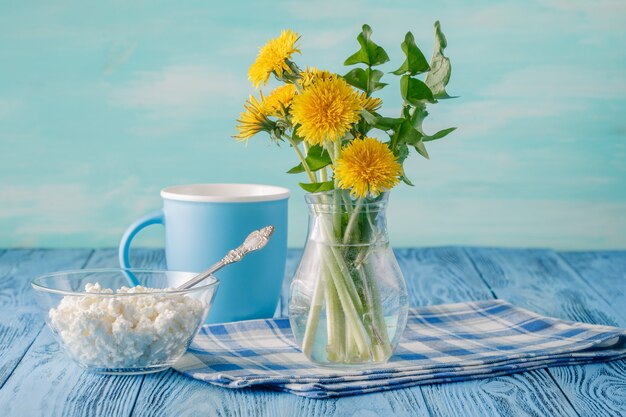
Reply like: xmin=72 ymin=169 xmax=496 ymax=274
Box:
xmin=31 ymin=268 xmax=219 ymax=297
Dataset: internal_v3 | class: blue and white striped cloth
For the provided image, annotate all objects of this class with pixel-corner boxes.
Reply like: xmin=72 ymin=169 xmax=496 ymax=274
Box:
xmin=175 ymin=300 xmax=626 ymax=398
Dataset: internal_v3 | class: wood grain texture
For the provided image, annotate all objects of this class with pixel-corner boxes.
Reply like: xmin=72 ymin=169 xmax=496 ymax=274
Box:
xmin=394 ymin=247 xmax=493 ymax=306
xmin=464 ymin=248 xmax=622 ymax=325
xmin=0 ymin=249 xmax=93 ymax=308
xmin=559 ymin=251 xmax=626 ymax=320
xmin=396 ymin=247 xmax=578 ymax=417
xmin=0 ymin=329 xmax=143 ymax=417
xmin=555 ymin=250 xmax=626 ymax=416
xmin=465 ymin=247 xmax=626 ymax=416
xmin=0 ymin=310 xmax=42 ymax=389
xmin=132 ymin=368 xmax=430 ymax=417
xmin=87 ymin=247 xmax=166 ymax=270
xmin=549 ymin=360 xmax=626 ymax=417
xmin=0 ymin=248 xmax=163 ymax=417
xmin=0 ymin=249 xmax=93 ymax=390
xmin=423 ymin=370 xmax=579 ymax=417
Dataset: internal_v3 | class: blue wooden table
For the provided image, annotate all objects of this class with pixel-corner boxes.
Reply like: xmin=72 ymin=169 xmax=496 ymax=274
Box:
xmin=0 ymin=247 xmax=624 ymax=416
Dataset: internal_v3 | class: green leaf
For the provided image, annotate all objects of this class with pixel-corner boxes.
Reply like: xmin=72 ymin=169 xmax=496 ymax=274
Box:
xmin=392 ymin=32 xmax=430 ymax=76
xmin=299 ymin=181 xmax=335 ymax=193
xmin=375 ymin=116 xmax=404 ymax=130
xmin=414 ymin=140 xmax=430 ymax=159
xmin=344 ymin=24 xmax=390 ymax=67
xmin=410 ymin=104 xmax=428 ymax=129
xmin=425 ymin=21 xmax=454 ymax=99
xmin=361 ymin=110 xmax=403 ymax=131
xmin=395 ymin=119 xmax=423 ymax=146
xmin=286 ymin=163 xmax=305 ymax=174
xmin=286 ymin=145 xmax=332 ymax=174
xmin=400 ymin=75 xmax=435 ymax=105
xmin=343 ymin=68 xmax=368 ymax=91
xmin=343 ymin=68 xmax=387 ymax=93
xmin=305 ymin=144 xmax=332 ymax=171
xmin=400 ymin=172 xmax=414 ymax=186
xmin=396 ymin=142 xmax=410 ymax=163
xmin=396 ymin=144 xmax=414 ymax=186
xmin=361 ymin=109 xmax=378 ymax=124
xmin=423 ymin=127 xmax=456 ymax=142
xmin=367 ymin=69 xmax=387 ymax=92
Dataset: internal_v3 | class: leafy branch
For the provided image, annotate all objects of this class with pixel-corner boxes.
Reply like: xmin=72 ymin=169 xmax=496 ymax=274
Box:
xmin=343 ymin=21 xmax=457 ymax=186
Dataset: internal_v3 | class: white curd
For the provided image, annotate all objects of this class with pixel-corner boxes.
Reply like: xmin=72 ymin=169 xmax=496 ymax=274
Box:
xmin=49 ymin=283 xmax=204 ymax=368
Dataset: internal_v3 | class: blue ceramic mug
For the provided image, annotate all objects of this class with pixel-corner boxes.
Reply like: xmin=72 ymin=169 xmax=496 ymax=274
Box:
xmin=118 ymin=183 xmax=290 ymax=324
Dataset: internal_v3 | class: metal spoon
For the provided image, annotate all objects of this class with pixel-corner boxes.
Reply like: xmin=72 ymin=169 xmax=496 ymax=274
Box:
xmin=177 ymin=225 xmax=275 ymax=290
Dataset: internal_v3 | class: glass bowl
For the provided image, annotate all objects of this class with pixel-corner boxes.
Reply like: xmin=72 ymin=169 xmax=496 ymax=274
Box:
xmin=31 ymin=269 xmax=219 ymax=375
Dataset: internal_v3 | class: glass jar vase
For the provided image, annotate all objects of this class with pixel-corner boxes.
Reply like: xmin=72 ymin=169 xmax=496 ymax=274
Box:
xmin=289 ymin=190 xmax=408 ymax=366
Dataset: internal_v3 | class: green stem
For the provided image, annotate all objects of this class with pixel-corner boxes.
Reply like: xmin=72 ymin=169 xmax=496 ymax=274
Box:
xmin=342 ymin=198 xmax=363 ymax=245
xmin=287 ymin=134 xmax=316 ymax=183
xmin=301 ymin=264 xmax=326 ymax=358
xmin=359 ymin=204 xmax=392 ymax=360
xmin=319 ymin=214 xmax=364 ymax=313
xmin=340 ymin=192 xmax=354 ymax=215
xmin=318 ymin=209 xmax=371 ymax=356
xmin=323 ymin=255 xmax=371 ymax=356
xmin=361 ymin=257 xmax=392 ymax=359
xmin=320 ymin=167 xmax=328 ymax=183
xmin=324 ymin=272 xmax=343 ymax=362
xmin=300 ymin=195 xmax=369 ymax=360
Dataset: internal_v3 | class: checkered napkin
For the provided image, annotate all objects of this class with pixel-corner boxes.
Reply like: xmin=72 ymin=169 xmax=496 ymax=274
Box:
xmin=174 ymin=300 xmax=626 ymax=398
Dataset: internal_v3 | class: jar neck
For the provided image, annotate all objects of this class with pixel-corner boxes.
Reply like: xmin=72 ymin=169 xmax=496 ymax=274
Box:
xmin=304 ymin=190 xmax=389 ymax=245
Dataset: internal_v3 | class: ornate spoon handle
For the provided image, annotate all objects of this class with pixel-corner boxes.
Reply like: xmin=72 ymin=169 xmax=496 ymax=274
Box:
xmin=177 ymin=225 xmax=275 ymax=290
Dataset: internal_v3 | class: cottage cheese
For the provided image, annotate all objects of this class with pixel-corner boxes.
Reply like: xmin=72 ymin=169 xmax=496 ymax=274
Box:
xmin=49 ymin=283 xmax=204 ymax=368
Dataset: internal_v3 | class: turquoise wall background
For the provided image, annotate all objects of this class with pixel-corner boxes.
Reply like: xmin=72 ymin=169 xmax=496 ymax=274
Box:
xmin=1 ymin=1 xmax=625 ymax=249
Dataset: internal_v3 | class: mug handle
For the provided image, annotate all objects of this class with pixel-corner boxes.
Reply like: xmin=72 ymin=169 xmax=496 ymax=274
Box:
xmin=118 ymin=210 xmax=164 ymax=270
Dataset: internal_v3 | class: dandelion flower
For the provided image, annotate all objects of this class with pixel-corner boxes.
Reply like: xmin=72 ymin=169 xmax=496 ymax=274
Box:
xmin=299 ymin=67 xmax=335 ymax=88
xmin=291 ymin=77 xmax=362 ymax=145
xmin=234 ymin=95 xmax=273 ymax=141
xmin=248 ymin=30 xmax=300 ymax=88
xmin=263 ymin=84 xmax=297 ymax=117
xmin=359 ymin=92 xmax=382 ymax=113
xmin=334 ymin=137 xmax=401 ymax=198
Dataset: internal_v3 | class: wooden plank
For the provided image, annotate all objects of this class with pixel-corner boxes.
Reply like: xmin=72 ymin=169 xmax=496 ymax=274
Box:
xmin=0 ymin=248 xmax=164 ymax=417
xmin=555 ymin=251 xmax=626 ymax=416
xmin=464 ymin=248 xmax=623 ymax=324
xmin=465 ymin=247 xmax=626 ymax=417
xmin=132 ymin=368 xmax=431 ymax=417
xmin=395 ymin=247 xmax=577 ymax=417
xmin=0 ymin=248 xmax=93 ymax=308
xmin=0 ymin=249 xmax=93 ymax=389
xmin=559 ymin=251 xmax=626 ymax=320
xmin=423 ymin=369 xmax=580 ymax=417
xmin=86 ymin=247 xmax=166 ymax=270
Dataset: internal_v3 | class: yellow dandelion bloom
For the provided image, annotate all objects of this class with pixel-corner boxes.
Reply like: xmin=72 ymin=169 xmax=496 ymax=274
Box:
xmin=248 ymin=30 xmax=300 ymax=88
xmin=234 ymin=95 xmax=273 ymax=141
xmin=263 ymin=84 xmax=297 ymax=117
xmin=291 ymin=77 xmax=362 ymax=145
xmin=334 ymin=137 xmax=401 ymax=198
xmin=359 ymin=92 xmax=382 ymax=113
xmin=299 ymin=67 xmax=335 ymax=88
